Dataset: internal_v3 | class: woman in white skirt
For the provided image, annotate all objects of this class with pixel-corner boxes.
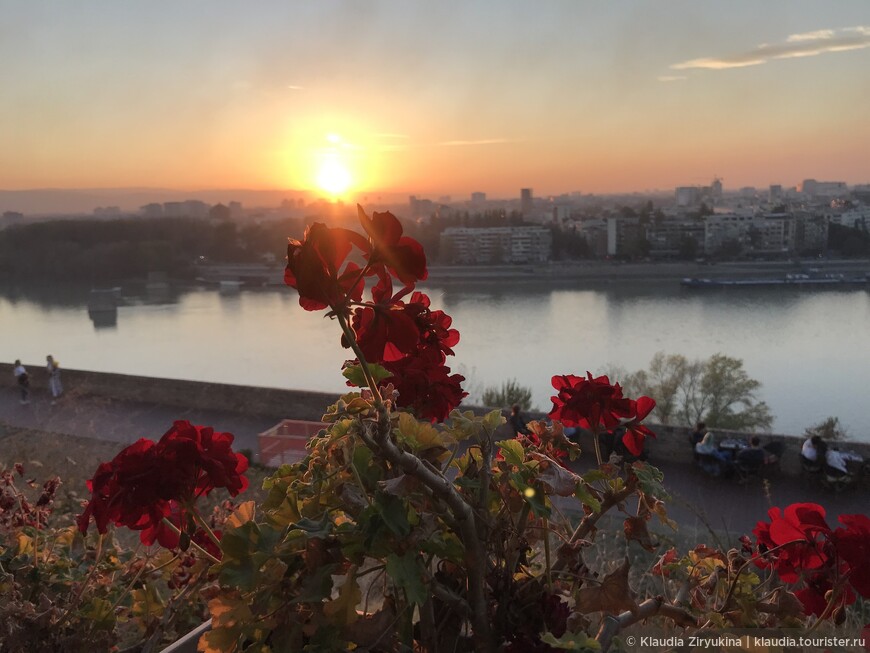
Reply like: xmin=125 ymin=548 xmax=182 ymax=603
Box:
xmin=46 ymin=354 xmax=63 ymax=399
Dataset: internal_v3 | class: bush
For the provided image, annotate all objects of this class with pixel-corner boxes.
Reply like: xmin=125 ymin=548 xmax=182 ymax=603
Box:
xmin=481 ymin=378 xmax=533 ymax=410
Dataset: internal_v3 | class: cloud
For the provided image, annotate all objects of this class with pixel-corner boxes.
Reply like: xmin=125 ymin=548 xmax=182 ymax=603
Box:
xmin=671 ymin=26 xmax=870 ymax=71
xmin=373 ymin=133 xmax=409 ymax=139
xmin=657 ymin=75 xmax=687 ymax=82
xmin=437 ymin=138 xmax=509 ymax=147
xmin=286 ymin=85 xmax=304 ymax=90
xmin=787 ymin=29 xmax=835 ymax=42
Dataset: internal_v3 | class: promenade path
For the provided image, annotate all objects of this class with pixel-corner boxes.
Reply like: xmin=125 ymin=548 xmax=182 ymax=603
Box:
xmin=1 ymin=385 xmax=866 ymax=540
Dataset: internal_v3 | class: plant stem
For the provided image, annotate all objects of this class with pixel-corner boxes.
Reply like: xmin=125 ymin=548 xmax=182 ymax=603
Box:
xmin=336 ymin=311 xmax=383 ymax=405
xmin=160 ymin=517 xmax=221 ymax=565
xmin=187 ymin=505 xmax=222 ymax=549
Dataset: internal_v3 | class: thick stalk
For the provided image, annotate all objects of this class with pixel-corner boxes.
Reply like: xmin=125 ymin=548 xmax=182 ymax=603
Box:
xmin=552 ymin=481 xmax=636 ymax=574
xmin=364 ymin=413 xmax=494 ymax=652
xmin=596 ymin=597 xmax=695 ymax=652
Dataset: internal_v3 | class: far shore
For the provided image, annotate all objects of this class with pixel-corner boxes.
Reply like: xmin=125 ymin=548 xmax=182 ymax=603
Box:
xmin=424 ymin=258 xmax=870 ymax=285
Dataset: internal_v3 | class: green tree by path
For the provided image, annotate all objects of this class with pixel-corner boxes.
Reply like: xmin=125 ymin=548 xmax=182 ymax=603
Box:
xmin=623 ymin=352 xmax=773 ymax=431
xmin=482 ymin=378 xmax=533 ymax=411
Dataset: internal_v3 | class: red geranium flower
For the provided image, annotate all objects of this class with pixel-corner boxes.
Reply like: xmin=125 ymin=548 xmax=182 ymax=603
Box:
xmin=548 ymin=373 xmax=655 ymax=456
xmin=753 ymin=503 xmax=831 ymax=582
xmin=621 ymin=396 xmax=657 ymax=456
xmin=358 ymin=205 xmax=427 ymax=286
xmin=346 ymin=276 xmax=421 ymax=363
xmin=285 ymin=222 xmax=367 ymax=311
xmin=833 ymin=514 xmax=870 ymax=598
xmin=158 ymin=421 xmax=249 ymax=497
xmin=76 ymin=437 xmax=178 ymax=537
xmin=409 ymin=291 xmax=460 ymax=361
xmin=381 ymin=348 xmax=467 ymax=422
xmin=548 ymin=373 xmax=633 ymax=431
xmin=78 ymin=421 xmax=248 ymax=548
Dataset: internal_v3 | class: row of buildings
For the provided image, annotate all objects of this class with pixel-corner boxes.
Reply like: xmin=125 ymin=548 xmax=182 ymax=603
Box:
xmin=438 ymin=207 xmax=870 ymax=264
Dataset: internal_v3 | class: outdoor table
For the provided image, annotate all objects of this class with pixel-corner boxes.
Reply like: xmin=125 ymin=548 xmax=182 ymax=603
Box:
xmin=718 ymin=438 xmax=747 ymax=452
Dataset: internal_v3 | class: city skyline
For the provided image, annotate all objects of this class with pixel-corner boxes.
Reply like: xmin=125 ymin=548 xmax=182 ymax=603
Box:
xmin=1 ymin=1 xmax=869 ymax=197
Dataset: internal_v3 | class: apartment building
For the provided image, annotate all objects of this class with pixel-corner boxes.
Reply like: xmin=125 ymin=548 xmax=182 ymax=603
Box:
xmin=440 ymin=226 xmax=552 ymax=264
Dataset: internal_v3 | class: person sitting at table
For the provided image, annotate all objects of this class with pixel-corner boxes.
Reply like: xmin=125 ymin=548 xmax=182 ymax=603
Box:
xmin=695 ymin=432 xmax=732 ymax=477
xmin=735 ymin=436 xmax=767 ymax=473
xmin=689 ymin=421 xmax=706 ymax=447
xmin=801 ymin=435 xmax=823 ymax=463
xmin=825 ymin=447 xmax=851 ymax=479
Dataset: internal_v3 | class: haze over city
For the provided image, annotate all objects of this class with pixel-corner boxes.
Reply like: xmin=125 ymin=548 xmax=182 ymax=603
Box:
xmin=1 ymin=1 xmax=869 ymax=200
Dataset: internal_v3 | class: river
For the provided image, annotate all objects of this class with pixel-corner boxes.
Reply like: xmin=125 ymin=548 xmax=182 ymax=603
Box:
xmin=1 ymin=280 xmax=868 ymax=440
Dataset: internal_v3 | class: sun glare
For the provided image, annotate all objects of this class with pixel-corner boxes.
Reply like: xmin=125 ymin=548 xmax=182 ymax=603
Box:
xmin=316 ymin=157 xmax=352 ymax=195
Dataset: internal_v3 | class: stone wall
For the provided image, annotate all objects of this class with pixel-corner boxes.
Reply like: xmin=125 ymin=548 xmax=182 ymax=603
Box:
xmin=0 ymin=363 xmax=336 ymax=422
xmin=3 ymin=364 xmax=867 ymax=476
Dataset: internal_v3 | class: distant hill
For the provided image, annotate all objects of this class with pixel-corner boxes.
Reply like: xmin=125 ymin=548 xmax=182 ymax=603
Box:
xmin=0 ymin=187 xmax=411 ymax=216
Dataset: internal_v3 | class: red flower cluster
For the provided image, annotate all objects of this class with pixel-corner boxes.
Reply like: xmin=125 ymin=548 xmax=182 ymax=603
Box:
xmin=548 ymin=372 xmax=655 ymax=456
xmin=285 ymin=205 xmax=465 ymax=422
xmin=77 ymin=421 xmax=248 ymax=547
xmin=753 ymin=503 xmax=870 ymax=617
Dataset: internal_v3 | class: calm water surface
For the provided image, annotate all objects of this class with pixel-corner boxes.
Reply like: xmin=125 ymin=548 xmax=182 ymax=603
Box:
xmin=2 ymin=281 xmax=868 ymax=440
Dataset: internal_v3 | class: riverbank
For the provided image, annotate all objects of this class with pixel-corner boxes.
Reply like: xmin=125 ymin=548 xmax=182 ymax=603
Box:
xmin=424 ymin=258 xmax=870 ymax=285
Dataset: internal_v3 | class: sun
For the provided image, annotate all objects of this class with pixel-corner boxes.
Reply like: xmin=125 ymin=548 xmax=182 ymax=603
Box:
xmin=316 ymin=152 xmax=353 ymax=196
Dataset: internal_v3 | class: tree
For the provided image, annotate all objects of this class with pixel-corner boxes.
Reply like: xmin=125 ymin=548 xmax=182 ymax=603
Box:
xmin=621 ymin=353 xmax=688 ymax=425
xmin=688 ymin=353 xmax=772 ymax=430
xmin=804 ymin=416 xmax=847 ymax=442
xmin=481 ymin=378 xmax=533 ymax=410
xmin=626 ymin=352 xmax=773 ymax=431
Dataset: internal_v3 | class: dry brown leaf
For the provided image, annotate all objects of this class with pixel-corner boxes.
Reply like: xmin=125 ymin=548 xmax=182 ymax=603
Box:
xmin=528 ymin=452 xmax=580 ymax=496
xmin=574 ymin=558 xmax=638 ymax=615
xmin=623 ymin=516 xmax=658 ymax=552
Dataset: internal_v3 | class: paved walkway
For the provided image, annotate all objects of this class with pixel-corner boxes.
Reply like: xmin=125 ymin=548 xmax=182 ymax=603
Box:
xmin=1 ymin=385 xmax=866 ymax=538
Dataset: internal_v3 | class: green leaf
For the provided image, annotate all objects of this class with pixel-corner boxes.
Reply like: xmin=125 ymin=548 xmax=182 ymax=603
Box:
xmin=574 ymin=483 xmax=602 ymax=513
xmin=386 ymin=553 xmax=428 ymax=605
xmin=343 ymin=363 xmax=392 ymax=387
xmin=631 ymin=462 xmax=671 ymax=500
xmin=447 ymin=409 xmax=483 ymax=442
xmin=419 ymin=531 xmax=465 ymax=563
xmin=375 ymin=494 xmax=411 ymax=537
xmin=498 ymin=439 xmax=526 ymax=467
xmin=540 ymin=631 xmax=601 ymax=651
xmin=582 ymin=469 xmax=608 ymax=483
xmin=510 ymin=472 xmax=550 ymax=518
xmin=395 ymin=412 xmax=454 ymax=459
xmin=290 ymin=514 xmax=334 ymax=539
xmin=482 ymin=409 xmax=506 ymax=433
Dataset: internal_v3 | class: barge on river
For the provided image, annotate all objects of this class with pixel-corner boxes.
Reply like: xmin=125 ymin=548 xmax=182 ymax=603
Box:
xmin=681 ymin=273 xmax=869 ymax=289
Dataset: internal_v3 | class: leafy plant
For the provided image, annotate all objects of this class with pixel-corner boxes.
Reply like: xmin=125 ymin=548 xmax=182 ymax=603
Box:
xmin=804 ymin=416 xmax=848 ymax=442
xmin=481 ymin=378 xmax=534 ymax=410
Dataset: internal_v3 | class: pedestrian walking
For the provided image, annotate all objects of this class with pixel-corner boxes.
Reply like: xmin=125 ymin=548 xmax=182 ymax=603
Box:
xmin=13 ymin=359 xmax=30 ymax=404
xmin=46 ymin=354 xmax=63 ymax=399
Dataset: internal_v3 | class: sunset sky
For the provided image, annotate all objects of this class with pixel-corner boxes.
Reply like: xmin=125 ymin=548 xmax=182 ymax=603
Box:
xmin=1 ymin=1 xmax=869 ymax=198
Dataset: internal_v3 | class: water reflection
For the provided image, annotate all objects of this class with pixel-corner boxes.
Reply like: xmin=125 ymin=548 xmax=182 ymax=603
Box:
xmin=2 ymin=281 xmax=869 ymax=439
xmin=88 ymin=305 xmax=118 ymax=329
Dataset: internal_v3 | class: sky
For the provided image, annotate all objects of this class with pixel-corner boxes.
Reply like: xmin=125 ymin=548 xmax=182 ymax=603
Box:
xmin=1 ymin=1 xmax=869 ymax=199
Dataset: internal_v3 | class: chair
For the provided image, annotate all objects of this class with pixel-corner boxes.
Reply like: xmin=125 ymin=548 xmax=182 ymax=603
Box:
xmin=800 ymin=455 xmax=822 ymax=479
xmin=821 ymin=465 xmax=854 ymax=493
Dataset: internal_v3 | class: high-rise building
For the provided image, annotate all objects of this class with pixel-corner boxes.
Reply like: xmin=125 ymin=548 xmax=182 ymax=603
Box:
xmin=521 ymin=188 xmax=533 ymax=215
xmin=471 ymin=192 xmax=486 ymax=203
